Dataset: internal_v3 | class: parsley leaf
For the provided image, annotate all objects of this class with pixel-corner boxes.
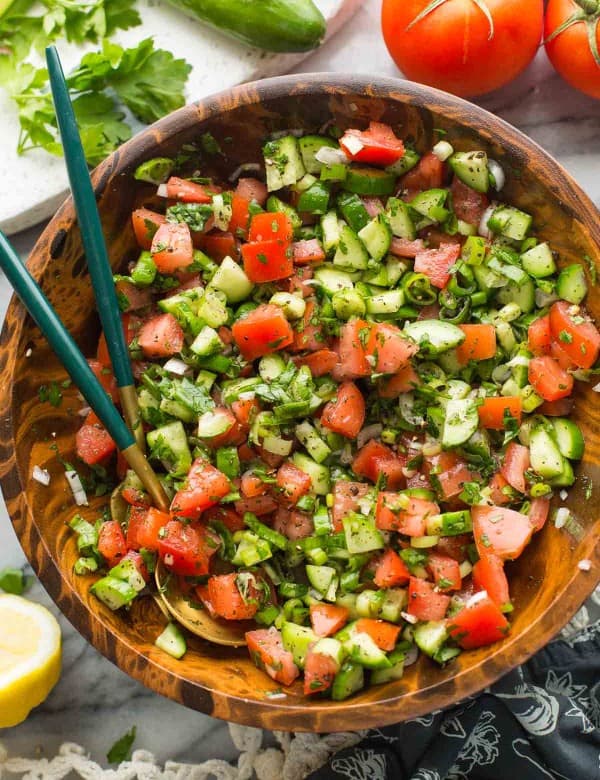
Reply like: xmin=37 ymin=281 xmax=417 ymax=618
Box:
xmin=106 ymin=726 xmax=136 ymax=764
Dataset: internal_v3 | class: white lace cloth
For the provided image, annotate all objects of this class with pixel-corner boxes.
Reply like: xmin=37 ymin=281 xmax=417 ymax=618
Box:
xmin=0 ymin=725 xmax=363 ymax=780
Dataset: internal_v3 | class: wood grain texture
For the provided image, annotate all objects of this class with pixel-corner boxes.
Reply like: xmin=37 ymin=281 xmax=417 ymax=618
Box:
xmin=1 ymin=75 xmax=599 ymax=733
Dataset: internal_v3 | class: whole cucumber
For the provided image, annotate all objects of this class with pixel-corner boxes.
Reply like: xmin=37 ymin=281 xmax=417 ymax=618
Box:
xmin=164 ymin=0 xmax=327 ymax=52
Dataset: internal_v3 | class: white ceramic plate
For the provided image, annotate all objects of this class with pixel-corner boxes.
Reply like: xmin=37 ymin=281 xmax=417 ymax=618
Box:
xmin=0 ymin=0 xmax=362 ymax=235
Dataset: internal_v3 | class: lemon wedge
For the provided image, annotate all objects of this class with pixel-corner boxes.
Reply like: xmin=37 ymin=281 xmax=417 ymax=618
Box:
xmin=0 ymin=594 xmax=61 ymax=728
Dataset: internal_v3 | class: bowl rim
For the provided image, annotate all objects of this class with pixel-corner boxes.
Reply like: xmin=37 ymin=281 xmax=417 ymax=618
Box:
xmin=2 ymin=72 xmax=600 ymax=732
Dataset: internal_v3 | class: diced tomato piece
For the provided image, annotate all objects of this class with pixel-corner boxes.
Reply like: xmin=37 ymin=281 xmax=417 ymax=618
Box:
xmin=158 ymin=520 xmax=220 ymax=576
xmin=88 ymin=359 xmax=119 ymax=403
xmin=389 ymin=237 xmax=426 ymax=258
xmin=286 ymin=266 xmax=314 ymax=298
xmin=127 ymin=506 xmax=170 ymax=551
xmin=434 ymin=534 xmax=470 ymax=562
xmin=399 ymin=152 xmax=443 ymax=196
xmin=472 ymin=505 xmax=534 ymax=561
xmin=293 ymin=349 xmax=338 ymax=377
xmin=310 ymin=603 xmax=349 ymax=637
xmin=98 ymin=521 xmax=127 ymax=568
xmin=292 ymin=239 xmax=326 ymax=265
xmin=376 ymin=493 xmax=439 ymax=536
xmin=355 ymin=618 xmax=401 ymax=651
xmin=236 ymin=177 xmax=268 ymax=206
xmin=427 ymin=553 xmax=461 ymax=591
xmin=528 ymin=314 xmax=552 ymax=356
xmin=170 ymin=458 xmax=231 ymax=519
xmin=276 ymin=461 xmax=312 ymax=505
xmin=203 ymin=505 xmax=246 ymax=532
xmin=207 ymin=572 xmax=261 ymax=620
xmin=166 ymin=176 xmax=212 ymax=203
xmin=528 ymin=356 xmax=574 ymax=402
xmin=456 ymin=324 xmax=496 ymax=365
xmin=352 ymin=439 xmax=396 ymax=483
xmin=365 ymin=322 xmax=418 ymax=374
xmin=273 ymin=508 xmax=314 ymax=540
xmin=246 ymin=628 xmax=300 ymax=687
xmin=292 ymin=300 xmax=325 ymax=352
xmin=199 ymin=407 xmax=245 ymax=448
xmin=241 ymin=471 xmax=268 ymax=498
xmin=450 ymin=177 xmax=489 ymax=225
xmin=303 ymin=650 xmax=339 ymax=696
xmin=425 ymin=451 xmax=478 ymax=500
xmin=235 ymin=495 xmax=279 ymax=517
xmin=232 ymin=303 xmax=294 ymax=361
xmin=321 ymin=381 xmax=365 ymax=439
xmin=122 ymin=550 xmax=150 ymax=583
xmin=375 ymin=457 xmax=408 ymax=491
xmin=121 ymin=486 xmax=151 ymax=507
xmin=449 ymin=593 xmax=509 ymax=649
xmin=242 ymin=239 xmax=293 ymax=283
xmin=151 ymin=222 xmax=194 ymax=274
xmin=407 ymin=577 xmax=450 ymax=621
xmin=75 ymin=422 xmax=116 ymax=465
xmin=373 ymin=548 xmax=410 ymax=588
xmin=131 ymin=208 xmax=166 ymax=250
xmin=332 ymin=481 xmax=371 ymax=533
xmin=478 ymin=396 xmax=522 ymax=430
xmin=339 ymin=122 xmax=405 ymax=166
xmin=488 ymin=472 xmax=511 ymax=505
xmin=336 ymin=319 xmax=371 ymax=379
xmin=137 ymin=313 xmax=184 ymax=358
xmin=231 ymin=397 xmax=260 ymax=428
xmin=550 ymin=339 xmax=577 ymax=370
xmin=377 ymin=364 xmax=421 ymax=398
xmin=249 ymin=212 xmax=292 ymax=243
xmin=414 ymin=243 xmax=461 ymax=289
xmin=115 ymin=279 xmax=153 ymax=312
xmin=529 ymin=497 xmax=551 ymax=532
xmin=501 ymin=441 xmax=530 ymax=494
xmin=549 ymin=301 xmax=600 ymax=369
xmin=472 ymin=553 xmax=510 ymax=608
xmin=97 ymin=314 xmax=136 ymax=368
xmin=229 ymin=194 xmax=251 ymax=238
xmin=200 ymin=232 xmax=238 ymax=262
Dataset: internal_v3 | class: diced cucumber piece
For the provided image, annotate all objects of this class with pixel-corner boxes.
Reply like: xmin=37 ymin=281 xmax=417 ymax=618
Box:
xmin=221 ymin=376 xmax=262 ymax=405
xmin=216 ymin=446 xmax=241 ymax=479
xmin=551 ymin=418 xmax=584 ymax=460
xmin=292 ymin=452 xmax=330 ymax=495
xmin=313 ymin=637 xmax=346 ymax=666
xmin=442 ymin=398 xmax=479 ymax=448
xmin=496 ymin=277 xmax=535 ymax=314
xmin=344 ymin=632 xmax=391 ymax=670
xmin=426 ymin=510 xmax=472 ymax=536
xmin=356 ymin=589 xmax=385 ymax=618
xmin=473 ymin=263 xmax=506 ymax=291
xmin=306 ymin=564 xmax=337 ymax=596
xmin=190 ymin=325 xmax=224 ymax=356
xmin=212 ymin=193 xmax=232 ymax=231
xmin=263 ymin=135 xmax=305 ymax=191
xmin=371 ymin=646 xmax=407 ymax=684
xmin=109 ymin=558 xmax=146 ymax=593
xmin=333 ymin=288 xmax=367 ymax=319
xmin=196 ymin=370 xmax=217 ymax=391
xmin=147 ymin=421 xmax=192 ymax=477
xmin=379 ymin=588 xmax=407 ymax=623
xmin=155 ymin=622 xmax=187 ymax=659
xmin=344 ymin=166 xmax=396 ymax=197
xmin=342 ymin=514 xmax=384 ymax=555
xmin=138 ymin=386 xmax=162 ymax=424
xmin=365 ymin=289 xmax=405 ymax=315
xmin=414 ymin=621 xmax=448 ymax=657
xmin=529 ymin=426 xmax=566 ymax=479
xmin=386 ymin=197 xmax=416 ymax=240
xmin=556 ymin=264 xmax=588 ymax=304
xmin=313 ymin=265 xmax=356 ymax=295
xmin=386 ymin=148 xmax=420 ymax=176
xmin=297 ymin=181 xmax=330 ymax=215
xmin=197 ymin=289 xmax=228 ymax=328
xmin=321 ymin=162 xmax=348 ymax=183
xmin=448 ymin=151 xmax=489 ymax=193
xmin=333 ymin=225 xmax=369 ymax=270
xmin=358 ymin=214 xmax=392 ymax=261
xmin=197 ymin=410 xmax=233 ymax=439
xmin=386 ymin=256 xmax=406 ymax=286
xmin=91 ymin=576 xmax=137 ymax=611
xmin=404 ymin=320 xmax=465 ymax=356
xmin=208 ymin=256 xmax=253 ymax=303
xmin=547 ymin=457 xmax=575 ymax=487
xmin=258 ymin=353 xmax=286 ymax=382
xmin=462 ymin=235 xmax=487 ymax=265
xmin=159 ymin=397 xmax=196 ymax=423
xmin=281 ymin=621 xmax=318 ymax=669
xmin=335 ymin=594 xmax=360 ymax=620
xmin=321 ymin=211 xmax=342 ymax=253
xmin=299 ymin=135 xmax=338 ymax=174
xmin=488 ymin=205 xmax=532 ymax=241
xmin=295 ymin=420 xmax=332 ymax=463
xmin=337 ymin=192 xmax=370 ymax=233
xmin=331 ymin=661 xmax=365 ymax=700
xmin=411 ymin=188 xmax=449 ymax=223
xmin=520 ymin=243 xmax=556 ymax=278
xmin=270 ymin=292 xmax=306 ymax=319
xmin=266 ymin=195 xmax=302 ymax=232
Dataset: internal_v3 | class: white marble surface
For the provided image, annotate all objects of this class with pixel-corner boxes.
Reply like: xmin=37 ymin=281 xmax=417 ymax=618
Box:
xmin=1 ymin=0 xmax=600 ymax=769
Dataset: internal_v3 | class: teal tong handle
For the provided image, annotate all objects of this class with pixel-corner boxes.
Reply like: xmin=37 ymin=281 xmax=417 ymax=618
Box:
xmin=0 ymin=230 xmax=134 ymax=452
xmin=45 ymin=45 xmax=133 ymax=390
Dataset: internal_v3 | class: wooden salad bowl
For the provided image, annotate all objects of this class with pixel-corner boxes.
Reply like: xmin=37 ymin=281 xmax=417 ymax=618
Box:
xmin=1 ymin=75 xmax=599 ymax=732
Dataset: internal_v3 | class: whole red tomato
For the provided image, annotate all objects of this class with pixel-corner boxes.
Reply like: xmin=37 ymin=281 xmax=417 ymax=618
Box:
xmin=545 ymin=0 xmax=600 ymax=99
xmin=381 ymin=0 xmax=544 ymax=98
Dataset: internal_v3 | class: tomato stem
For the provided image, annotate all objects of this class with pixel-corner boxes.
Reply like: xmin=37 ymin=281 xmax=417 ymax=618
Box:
xmin=576 ymin=0 xmax=599 ymax=13
xmin=544 ymin=3 xmax=600 ymax=68
xmin=406 ymin=0 xmax=495 ymax=40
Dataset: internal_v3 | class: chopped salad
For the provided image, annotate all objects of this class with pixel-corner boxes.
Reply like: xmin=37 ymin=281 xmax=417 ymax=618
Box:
xmin=67 ymin=120 xmax=598 ymax=700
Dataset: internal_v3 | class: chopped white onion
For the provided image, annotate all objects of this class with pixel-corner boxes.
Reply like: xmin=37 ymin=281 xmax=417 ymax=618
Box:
xmin=478 ymin=204 xmax=496 ymax=239
xmin=593 ymin=382 xmax=600 ymax=393
xmin=164 ymin=554 xmax=174 ymax=567
xmin=401 ymin=611 xmax=418 ymax=625
xmin=506 ymin=354 xmax=530 ymax=369
xmin=265 ymin=692 xmax=288 ymax=700
xmin=228 ymin=163 xmax=262 ymax=183
xmin=422 ymin=440 xmax=442 ymax=457
xmin=432 ymin=140 xmax=454 ymax=162
xmin=25 ymin=348 xmax=32 ymax=358
xmin=403 ymin=645 xmax=419 ymax=667
xmin=578 ymin=559 xmax=592 ymax=572
xmin=32 ymin=465 xmax=50 ymax=486
xmin=156 ymin=183 xmax=168 ymax=198
xmin=535 ymin=288 xmax=559 ymax=308
xmin=402 ymin=467 xmax=418 ymax=479
xmin=315 ymin=145 xmax=349 ymax=166
xmin=65 ymin=469 xmax=88 ymax=506
xmin=270 ymin=128 xmax=305 ymax=140
xmin=356 ymin=424 xmax=383 ymax=450
xmin=357 ymin=496 xmax=375 ymax=515
xmin=560 ymin=490 xmax=568 ymax=501
xmin=488 ymin=159 xmax=505 ymax=191
xmin=163 ymin=358 xmax=192 ymax=376
xmin=238 ymin=391 xmax=257 ymax=402
xmin=340 ymin=134 xmax=364 ymax=156
xmin=466 ymin=590 xmax=489 ymax=608
xmin=77 ymin=406 xmax=91 ymax=418
xmin=554 ymin=507 xmax=570 ymax=529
